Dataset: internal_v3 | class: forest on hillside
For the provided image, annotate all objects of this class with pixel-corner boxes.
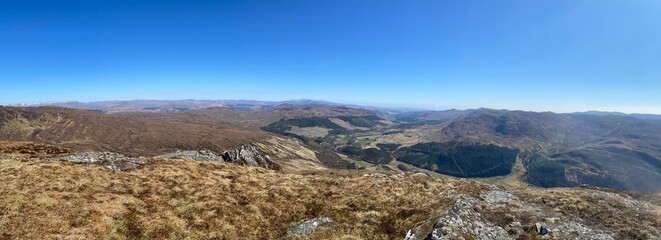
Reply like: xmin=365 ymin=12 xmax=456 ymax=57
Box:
xmin=394 ymin=142 xmax=519 ymax=178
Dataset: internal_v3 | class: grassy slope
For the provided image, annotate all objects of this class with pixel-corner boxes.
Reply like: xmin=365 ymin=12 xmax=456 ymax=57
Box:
xmin=0 ymin=159 xmax=458 ymax=240
xmin=0 ymin=159 xmax=659 ymax=239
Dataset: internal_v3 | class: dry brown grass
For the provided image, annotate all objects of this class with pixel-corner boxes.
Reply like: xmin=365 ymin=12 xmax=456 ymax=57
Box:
xmin=0 ymin=106 xmax=269 ymax=156
xmin=514 ymin=187 xmax=661 ymax=239
xmin=0 ymin=159 xmax=459 ymax=240
xmin=0 ymin=141 xmax=71 ymax=158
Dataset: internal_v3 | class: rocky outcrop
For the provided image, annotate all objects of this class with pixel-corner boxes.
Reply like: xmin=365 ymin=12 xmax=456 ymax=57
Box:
xmin=414 ymin=188 xmax=618 ymax=240
xmin=158 ymin=145 xmax=281 ymax=170
xmin=157 ymin=149 xmax=224 ymax=162
xmin=426 ymin=195 xmax=511 ymax=240
xmin=221 ymin=145 xmax=280 ymax=170
xmin=49 ymin=152 xmax=146 ymax=171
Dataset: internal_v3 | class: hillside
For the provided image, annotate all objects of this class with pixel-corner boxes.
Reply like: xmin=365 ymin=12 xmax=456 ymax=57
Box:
xmin=0 ymin=107 xmax=329 ymax=172
xmin=193 ymin=105 xmax=379 ymax=129
xmin=0 ymin=156 xmax=659 ymax=239
xmin=0 ymin=106 xmax=268 ymax=155
xmin=391 ymin=109 xmax=661 ymax=192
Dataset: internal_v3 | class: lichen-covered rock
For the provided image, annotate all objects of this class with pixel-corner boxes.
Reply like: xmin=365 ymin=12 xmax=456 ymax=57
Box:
xmin=285 ymin=217 xmax=333 ymax=238
xmin=427 ymin=196 xmax=510 ymax=240
xmin=551 ymin=220 xmax=615 ymax=240
xmin=158 ymin=145 xmax=281 ymax=170
xmin=50 ymin=152 xmax=145 ymax=171
xmin=157 ymin=149 xmax=224 ymax=162
xmin=481 ymin=189 xmax=519 ymax=204
xmin=416 ymin=188 xmax=619 ymax=240
xmin=222 ymin=145 xmax=281 ymax=170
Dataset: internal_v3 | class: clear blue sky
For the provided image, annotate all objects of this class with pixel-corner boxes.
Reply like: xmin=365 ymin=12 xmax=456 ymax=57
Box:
xmin=1 ymin=0 xmax=660 ymax=113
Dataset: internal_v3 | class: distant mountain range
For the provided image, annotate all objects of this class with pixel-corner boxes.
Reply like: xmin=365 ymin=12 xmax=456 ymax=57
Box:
xmin=11 ymin=99 xmax=342 ymax=112
xmin=572 ymin=110 xmax=661 ymax=120
xmin=10 ymin=99 xmax=660 ymax=120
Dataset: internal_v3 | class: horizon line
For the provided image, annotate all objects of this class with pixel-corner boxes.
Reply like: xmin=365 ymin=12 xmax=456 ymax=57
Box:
xmin=4 ymin=98 xmax=661 ymax=116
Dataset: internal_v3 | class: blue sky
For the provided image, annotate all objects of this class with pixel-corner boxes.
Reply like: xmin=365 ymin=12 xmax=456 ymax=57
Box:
xmin=1 ymin=0 xmax=660 ymax=113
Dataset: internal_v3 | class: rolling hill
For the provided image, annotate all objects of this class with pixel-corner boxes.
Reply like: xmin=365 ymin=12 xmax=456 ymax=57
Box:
xmin=394 ymin=109 xmax=661 ymax=191
xmin=0 ymin=106 xmax=269 ymax=155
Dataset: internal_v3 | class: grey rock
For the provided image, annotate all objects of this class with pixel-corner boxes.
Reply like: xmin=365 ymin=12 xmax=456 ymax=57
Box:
xmin=287 ymin=217 xmax=333 ymax=237
xmin=419 ymin=188 xmax=618 ymax=240
xmin=480 ymin=189 xmax=519 ymax=204
xmin=158 ymin=145 xmax=280 ymax=170
xmin=50 ymin=152 xmax=146 ymax=171
xmin=157 ymin=149 xmax=224 ymax=162
xmin=222 ymin=145 xmax=280 ymax=169
xmin=427 ymin=196 xmax=510 ymax=240
xmin=363 ymin=173 xmax=389 ymax=178
xmin=551 ymin=220 xmax=614 ymax=240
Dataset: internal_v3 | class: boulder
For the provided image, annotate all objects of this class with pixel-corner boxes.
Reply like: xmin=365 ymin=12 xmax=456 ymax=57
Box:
xmin=285 ymin=217 xmax=333 ymax=238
